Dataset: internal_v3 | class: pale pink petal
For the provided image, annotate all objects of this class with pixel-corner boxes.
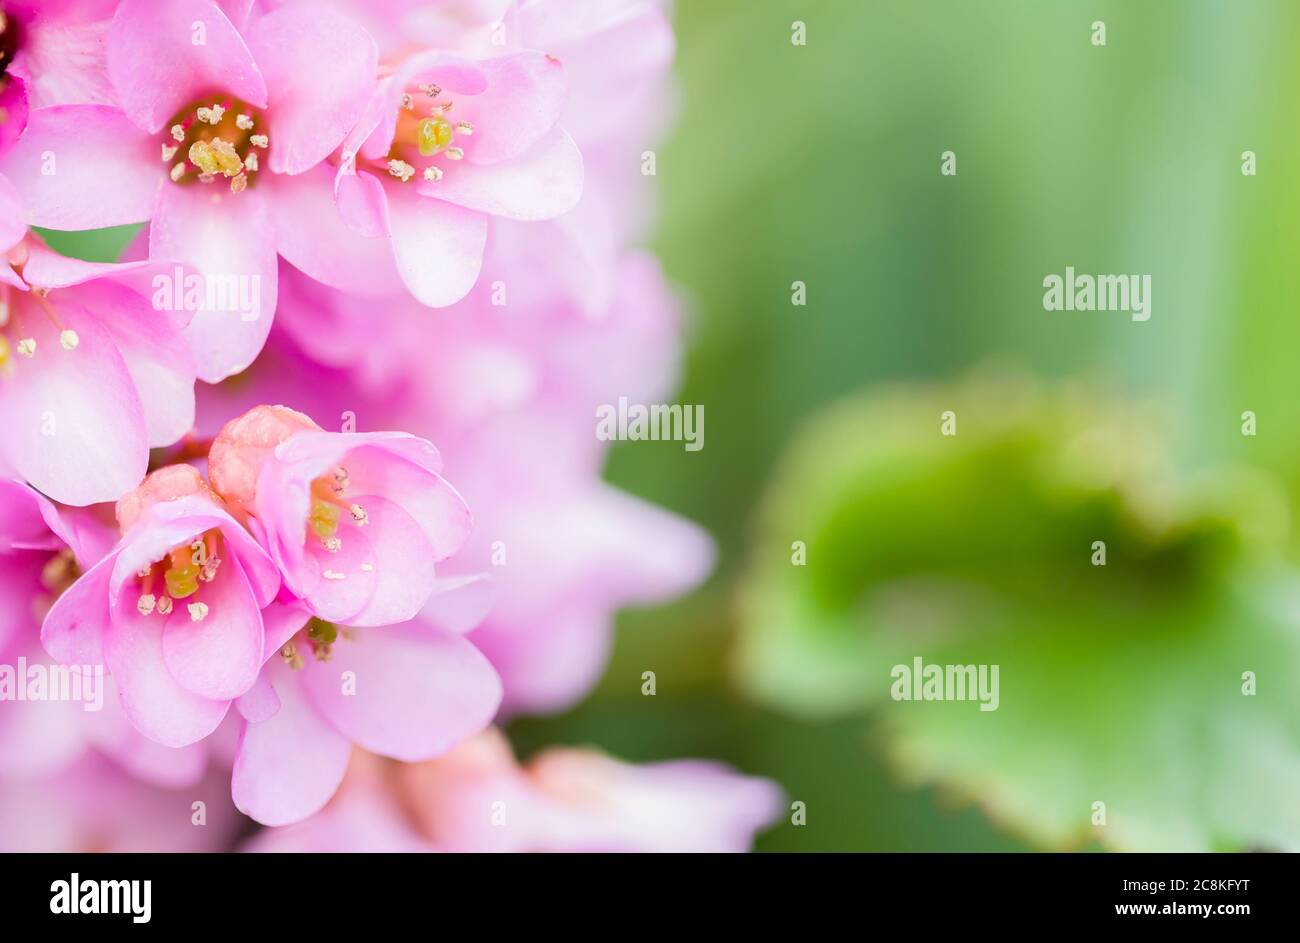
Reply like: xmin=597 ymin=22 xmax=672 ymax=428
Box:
xmin=333 ymin=496 xmax=436 ymax=627
xmin=268 ymin=164 xmax=403 ymax=297
xmin=59 ymin=278 xmax=196 ymax=447
xmin=299 ymin=622 xmax=501 ymax=761
xmin=85 ymin=676 xmax=210 ymax=788
xmin=40 ymin=552 xmax=113 ymax=667
xmin=386 ymin=188 xmax=486 ymax=307
xmin=107 ymin=0 xmax=266 ymax=133
xmin=161 ymin=555 xmax=263 ymax=700
xmin=455 ymin=51 xmax=568 ymax=165
xmin=232 ymin=661 xmax=351 ymax=825
xmin=0 ymin=105 xmax=158 ymax=229
xmin=104 ymin=602 xmax=231 ymax=747
xmin=247 ymin=4 xmax=377 ymax=175
xmin=471 ymin=603 xmax=610 ymax=715
xmin=235 ymin=671 xmax=280 ymax=723
xmin=149 ymin=183 xmax=277 ymax=381
xmin=418 ymin=127 xmax=583 ymax=220
xmin=0 ymin=294 xmax=149 ymax=505
xmin=0 ymin=174 xmax=28 ymax=252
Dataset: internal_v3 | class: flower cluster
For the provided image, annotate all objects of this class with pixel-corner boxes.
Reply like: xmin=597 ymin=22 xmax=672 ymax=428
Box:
xmin=0 ymin=0 xmax=779 ymax=850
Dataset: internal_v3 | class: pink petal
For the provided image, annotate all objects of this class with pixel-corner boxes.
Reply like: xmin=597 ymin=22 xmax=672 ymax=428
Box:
xmin=299 ymin=621 xmax=501 ymax=762
xmin=386 ymin=187 xmax=486 ymax=307
xmin=0 ymin=173 xmax=26 ymax=251
xmin=268 ymin=164 xmax=403 ymax=296
xmin=149 ymin=183 xmax=277 ymax=382
xmin=333 ymin=496 xmax=437 ymax=627
xmin=0 ymin=294 xmax=148 ymax=506
xmin=107 ymin=0 xmax=266 ymax=133
xmin=344 ymin=444 xmax=472 ymax=562
xmin=161 ymin=554 xmax=264 ymax=700
xmin=471 ymin=603 xmax=610 ymax=715
xmin=247 ymin=4 xmax=377 ymax=175
xmin=235 ymin=671 xmax=280 ymax=723
xmin=455 ymin=52 xmax=568 ymax=165
xmin=418 ymin=127 xmax=583 ymax=221
xmin=0 ymin=105 xmax=158 ymax=229
xmin=59 ymin=278 xmax=196 ymax=447
xmin=298 ymin=511 xmax=380 ymax=623
xmin=104 ymin=601 xmax=231 ymax=747
xmin=85 ymin=676 xmax=211 ymax=788
xmin=232 ymin=661 xmax=351 ymax=826
xmin=40 ymin=553 xmax=114 ymax=667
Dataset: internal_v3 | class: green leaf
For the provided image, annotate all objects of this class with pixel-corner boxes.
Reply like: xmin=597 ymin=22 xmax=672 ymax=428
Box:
xmin=735 ymin=373 xmax=1300 ymax=850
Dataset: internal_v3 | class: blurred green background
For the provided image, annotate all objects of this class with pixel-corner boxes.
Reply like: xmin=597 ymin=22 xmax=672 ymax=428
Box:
xmin=514 ymin=0 xmax=1300 ymax=851
xmin=46 ymin=1 xmax=1300 ymax=851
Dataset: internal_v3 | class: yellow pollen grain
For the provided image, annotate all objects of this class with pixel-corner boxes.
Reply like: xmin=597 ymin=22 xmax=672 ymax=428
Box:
xmin=16 ymin=337 xmax=35 ymax=357
xmin=188 ymin=138 xmax=243 ymax=177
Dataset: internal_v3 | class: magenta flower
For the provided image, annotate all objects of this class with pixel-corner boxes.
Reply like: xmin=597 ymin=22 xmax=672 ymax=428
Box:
xmin=0 ymin=234 xmax=196 ymax=505
xmin=207 ymin=404 xmax=472 ymax=627
xmin=0 ymin=0 xmax=379 ymax=381
xmin=320 ymin=46 xmax=583 ymax=306
xmin=230 ymin=593 xmax=502 ymax=826
xmin=42 ymin=464 xmax=280 ymax=747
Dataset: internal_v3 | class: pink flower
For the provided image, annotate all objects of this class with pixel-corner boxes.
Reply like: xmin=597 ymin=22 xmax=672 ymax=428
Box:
xmin=229 ymin=592 xmax=501 ymax=826
xmin=320 ymin=45 xmax=583 ymax=306
xmin=401 ymin=730 xmax=781 ymax=852
xmin=42 ymin=464 xmax=280 ymax=746
xmin=246 ymin=729 xmax=782 ymax=852
xmin=207 ymin=404 xmax=472 ymax=627
xmin=0 ymin=0 xmax=118 ymax=110
xmin=0 ymin=751 xmax=242 ymax=852
xmin=0 ymin=476 xmax=221 ymax=789
xmin=0 ymin=0 xmax=380 ymax=381
xmin=0 ymin=234 xmax=197 ymax=505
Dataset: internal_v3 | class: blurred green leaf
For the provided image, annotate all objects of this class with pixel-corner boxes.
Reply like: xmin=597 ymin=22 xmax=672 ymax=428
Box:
xmin=735 ymin=372 xmax=1300 ymax=850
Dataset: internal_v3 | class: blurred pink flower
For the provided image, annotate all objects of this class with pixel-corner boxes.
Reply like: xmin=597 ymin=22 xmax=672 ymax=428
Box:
xmin=42 ymin=464 xmax=280 ymax=746
xmin=247 ymin=729 xmax=782 ymax=852
xmin=208 ymin=404 xmax=472 ymax=626
xmin=0 ymin=235 xmax=196 ymax=505
xmin=0 ymin=0 xmax=379 ymax=380
xmin=0 ymin=751 xmax=241 ymax=852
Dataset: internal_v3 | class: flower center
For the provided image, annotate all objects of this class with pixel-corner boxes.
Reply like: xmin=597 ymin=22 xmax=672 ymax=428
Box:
xmin=134 ymin=529 xmax=224 ymax=621
xmin=281 ymin=617 xmax=348 ymax=668
xmin=306 ymin=465 xmax=368 ymax=554
xmin=162 ymin=96 xmax=269 ymax=194
xmin=0 ymin=245 xmax=83 ymax=376
xmin=380 ymin=83 xmax=474 ymax=184
xmin=34 ymin=548 xmax=81 ymax=623
xmin=0 ymin=7 xmax=21 ymax=79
